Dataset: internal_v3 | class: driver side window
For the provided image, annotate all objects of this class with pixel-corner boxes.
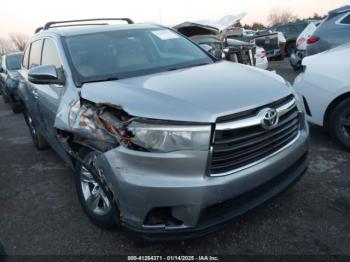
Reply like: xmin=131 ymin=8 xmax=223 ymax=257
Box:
xmin=28 ymin=39 xmax=43 ymax=69
xmin=41 ymin=39 xmax=62 ymax=69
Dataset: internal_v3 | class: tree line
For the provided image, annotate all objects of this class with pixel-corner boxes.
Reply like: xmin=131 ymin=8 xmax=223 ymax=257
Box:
xmin=237 ymin=10 xmax=326 ymax=30
xmin=0 ymin=34 xmax=29 ymax=56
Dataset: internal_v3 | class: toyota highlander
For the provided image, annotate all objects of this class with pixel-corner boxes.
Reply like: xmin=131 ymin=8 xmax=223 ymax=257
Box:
xmin=17 ymin=18 xmax=309 ymax=240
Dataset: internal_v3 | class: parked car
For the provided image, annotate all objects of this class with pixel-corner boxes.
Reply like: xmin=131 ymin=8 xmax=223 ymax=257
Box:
xmin=290 ymin=21 xmax=321 ymax=71
xmin=294 ymin=43 xmax=350 ymax=150
xmin=0 ymin=52 xmax=23 ymax=113
xmin=224 ymin=38 xmax=256 ymax=65
xmin=255 ymin=46 xmax=268 ymax=70
xmin=270 ymin=21 xmax=309 ymax=56
xmin=174 ymin=22 xmax=256 ymax=65
xmin=18 ymin=18 xmax=309 ymax=239
xmin=307 ymin=5 xmax=350 ymax=56
xmin=173 ymin=22 xmax=224 ymax=59
xmin=243 ymin=29 xmax=257 ymax=37
xmin=252 ymin=30 xmax=286 ymax=60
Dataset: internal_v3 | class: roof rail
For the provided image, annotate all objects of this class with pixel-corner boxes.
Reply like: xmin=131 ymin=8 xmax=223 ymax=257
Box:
xmin=36 ymin=18 xmax=134 ymax=32
xmin=35 ymin=27 xmax=43 ymax=34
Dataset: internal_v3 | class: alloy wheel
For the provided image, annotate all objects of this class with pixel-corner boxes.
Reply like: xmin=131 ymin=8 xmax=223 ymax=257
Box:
xmin=79 ymin=157 xmax=111 ymax=216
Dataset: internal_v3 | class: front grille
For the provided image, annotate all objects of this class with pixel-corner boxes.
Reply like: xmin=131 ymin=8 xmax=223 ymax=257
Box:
xmin=210 ymin=96 xmax=300 ymax=175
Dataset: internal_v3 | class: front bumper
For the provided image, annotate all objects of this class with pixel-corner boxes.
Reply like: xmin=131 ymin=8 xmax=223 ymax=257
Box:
xmin=95 ymin=126 xmax=309 ymax=240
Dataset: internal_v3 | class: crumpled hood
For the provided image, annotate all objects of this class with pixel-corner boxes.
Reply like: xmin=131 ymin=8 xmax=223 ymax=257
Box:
xmin=81 ymin=61 xmax=291 ymax=123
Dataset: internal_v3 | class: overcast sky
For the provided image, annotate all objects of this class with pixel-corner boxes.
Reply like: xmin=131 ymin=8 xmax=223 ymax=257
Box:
xmin=1 ymin=0 xmax=349 ymax=38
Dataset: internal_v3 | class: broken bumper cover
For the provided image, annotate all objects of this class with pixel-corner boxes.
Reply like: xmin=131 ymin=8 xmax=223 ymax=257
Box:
xmin=95 ymin=128 xmax=309 ymax=240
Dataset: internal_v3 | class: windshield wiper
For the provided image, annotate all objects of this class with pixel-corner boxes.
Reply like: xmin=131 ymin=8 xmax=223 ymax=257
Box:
xmin=81 ymin=76 xmax=121 ymax=85
xmin=166 ymin=63 xmax=210 ymax=72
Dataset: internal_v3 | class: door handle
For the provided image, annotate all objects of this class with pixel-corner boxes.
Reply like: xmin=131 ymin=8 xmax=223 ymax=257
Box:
xmin=32 ymin=90 xmax=39 ymax=99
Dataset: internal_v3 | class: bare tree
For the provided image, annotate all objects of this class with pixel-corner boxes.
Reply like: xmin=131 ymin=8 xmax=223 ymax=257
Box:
xmin=0 ymin=38 xmax=14 ymax=56
xmin=9 ymin=33 xmax=29 ymax=52
xmin=267 ymin=8 xmax=298 ymax=26
xmin=251 ymin=22 xmax=266 ymax=30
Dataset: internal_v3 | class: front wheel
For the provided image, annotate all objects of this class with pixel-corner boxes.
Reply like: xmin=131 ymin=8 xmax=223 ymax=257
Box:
xmin=328 ymin=98 xmax=350 ymax=151
xmin=75 ymin=149 xmax=120 ymax=229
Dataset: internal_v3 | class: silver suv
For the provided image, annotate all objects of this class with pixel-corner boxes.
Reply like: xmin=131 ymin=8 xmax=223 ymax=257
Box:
xmin=18 ymin=18 xmax=309 ymax=239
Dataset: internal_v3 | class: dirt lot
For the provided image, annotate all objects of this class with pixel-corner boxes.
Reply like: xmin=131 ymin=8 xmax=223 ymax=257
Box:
xmin=0 ymin=59 xmax=349 ymax=255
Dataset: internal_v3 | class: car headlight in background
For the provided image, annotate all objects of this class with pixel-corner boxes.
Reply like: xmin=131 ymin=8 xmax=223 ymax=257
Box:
xmin=126 ymin=122 xmax=211 ymax=152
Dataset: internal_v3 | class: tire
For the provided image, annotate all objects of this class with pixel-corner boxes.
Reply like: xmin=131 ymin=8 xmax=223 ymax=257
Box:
xmin=10 ymin=100 xmax=22 ymax=114
xmin=23 ymin=108 xmax=49 ymax=150
xmin=286 ymin=42 xmax=296 ymax=57
xmin=328 ymin=98 xmax=350 ymax=151
xmin=75 ymin=148 xmax=120 ymax=229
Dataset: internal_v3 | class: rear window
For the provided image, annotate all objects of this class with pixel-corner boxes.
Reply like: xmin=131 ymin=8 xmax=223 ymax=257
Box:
xmin=6 ymin=54 xmax=23 ymax=71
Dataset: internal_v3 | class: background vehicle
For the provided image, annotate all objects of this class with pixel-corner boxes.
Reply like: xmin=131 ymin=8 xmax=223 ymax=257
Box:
xmin=225 ymin=38 xmax=256 ymax=65
xmin=255 ymin=46 xmax=268 ymax=70
xmin=173 ymin=22 xmax=224 ymax=59
xmin=294 ymin=43 xmax=350 ymax=150
xmin=252 ymin=30 xmax=286 ymax=60
xmin=0 ymin=52 xmax=23 ymax=113
xmin=18 ymin=18 xmax=308 ymax=239
xmin=270 ymin=21 xmax=309 ymax=56
xmin=243 ymin=29 xmax=257 ymax=37
xmin=307 ymin=6 xmax=350 ymax=56
xmin=174 ymin=22 xmax=256 ymax=65
xmin=290 ymin=21 xmax=321 ymax=71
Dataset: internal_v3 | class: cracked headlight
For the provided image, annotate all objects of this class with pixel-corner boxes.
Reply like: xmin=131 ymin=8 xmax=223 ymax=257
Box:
xmin=127 ymin=122 xmax=211 ymax=152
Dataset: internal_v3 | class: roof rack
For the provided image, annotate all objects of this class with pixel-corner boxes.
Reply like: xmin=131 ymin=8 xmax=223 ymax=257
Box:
xmin=35 ymin=18 xmax=134 ymax=33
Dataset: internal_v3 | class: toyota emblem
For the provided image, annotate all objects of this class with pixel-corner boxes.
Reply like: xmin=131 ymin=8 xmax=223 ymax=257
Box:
xmin=260 ymin=108 xmax=279 ymax=130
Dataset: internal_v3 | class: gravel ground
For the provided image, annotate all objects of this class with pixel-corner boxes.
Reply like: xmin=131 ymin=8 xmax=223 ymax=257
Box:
xmin=0 ymin=59 xmax=349 ymax=256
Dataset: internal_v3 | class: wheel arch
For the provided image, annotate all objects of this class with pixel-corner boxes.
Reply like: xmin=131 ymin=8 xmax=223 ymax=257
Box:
xmin=324 ymin=92 xmax=350 ymax=129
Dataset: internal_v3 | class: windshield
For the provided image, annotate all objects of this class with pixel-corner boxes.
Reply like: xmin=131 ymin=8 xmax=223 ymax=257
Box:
xmin=6 ymin=54 xmax=22 ymax=70
xmin=64 ymin=28 xmax=213 ymax=84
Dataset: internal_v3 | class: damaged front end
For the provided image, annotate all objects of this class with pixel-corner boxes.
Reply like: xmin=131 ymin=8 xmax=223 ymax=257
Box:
xmin=52 ymin=89 xmax=147 ymax=210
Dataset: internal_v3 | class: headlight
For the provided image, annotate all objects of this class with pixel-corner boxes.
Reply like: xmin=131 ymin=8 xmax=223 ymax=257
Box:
xmin=126 ymin=122 xmax=211 ymax=152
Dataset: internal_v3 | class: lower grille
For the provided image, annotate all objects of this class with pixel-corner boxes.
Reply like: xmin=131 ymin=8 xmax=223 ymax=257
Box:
xmin=210 ymin=96 xmax=300 ymax=175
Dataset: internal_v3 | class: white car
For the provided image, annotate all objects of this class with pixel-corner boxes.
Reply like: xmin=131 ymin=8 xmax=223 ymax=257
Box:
xmin=294 ymin=43 xmax=350 ymax=149
xmin=290 ymin=21 xmax=321 ymax=71
xmin=255 ymin=46 xmax=268 ymax=70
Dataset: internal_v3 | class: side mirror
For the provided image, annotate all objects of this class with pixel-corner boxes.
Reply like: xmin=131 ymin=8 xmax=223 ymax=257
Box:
xmin=28 ymin=65 xmax=64 ymax=85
